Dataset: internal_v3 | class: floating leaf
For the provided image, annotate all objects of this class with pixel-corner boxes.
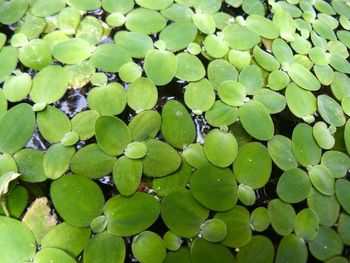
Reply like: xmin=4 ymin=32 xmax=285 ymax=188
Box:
xmin=285 ymin=83 xmax=317 ymax=119
xmin=125 ymin=8 xmax=166 ymax=34
xmin=288 ymin=63 xmax=320 ymax=91
xmin=175 ymin=52 xmax=205 ymax=81
xmin=239 ymin=64 xmax=263 ymax=95
xmin=71 ymin=110 xmax=99 ymax=140
xmin=184 ymin=78 xmax=215 ymax=114
xmin=142 ymin=139 xmax=181 ymax=177
xmin=57 ymin=7 xmax=81 ymax=35
xmin=3 ymin=73 xmax=31 ymax=102
xmin=337 ymin=213 xmax=350 ymax=246
xmin=159 ymin=21 xmax=197 ymax=51
xmin=237 ymin=184 xmax=255 ymax=206
xmin=66 ymin=0 xmax=101 ymax=10
xmin=234 ymin=142 xmax=271 ymax=189
xmin=95 ymin=116 xmax=132 ymax=156
xmin=203 ymin=34 xmax=229 ymax=58
xmin=118 ymin=62 xmax=142 ymax=83
xmin=113 ymin=156 xmax=142 ymax=196
xmin=114 ymin=31 xmax=153 ymax=58
xmin=163 ymin=231 xmax=182 ymax=251
xmin=223 ymin=24 xmax=260 ymax=50
xmin=124 ymin=142 xmax=147 ymax=159
xmin=51 ymin=174 xmax=105 ymax=227
xmin=104 ymin=192 xmax=160 ymax=236
xmin=41 ymin=222 xmax=91 ymax=258
xmin=14 ymin=149 xmax=46 ymax=183
xmin=190 ymin=238 xmax=235 ymax=263
xmin=313 ymin=121 xmax=335 ymax=150
xmin=228 ymin=49 xmax=251 ymax=70
xmin=0 ymin=185 xmax=27 ymax=218
xmin=132 ymin=231 xmax=166 ymax=263
xmin=0 ymin=216 xmax=36 ymax=263
xmin=30 ymin=65 xmax=68 ymax=104
xmin=253 ymin=88 xmax=286 ymax=114
xmin=0 ymin=103 xmax=35 ymax=154
xmin=0 ymin=0 xmax=28 ymax=25
xmin=190 ymin=164 xmax=237 ymax=211
xmin=127 ymin=77 xmax=158 ymax=112
xmin=309 ymin=226 xmax=343 ymax=261
xmin=0 ymin=46 xmax=18 ymax=84
xmin=161 ymin=189 xmax=209 ymax=238
xmin=292 ymin=123 xmax=322 ymax=167
xmin=129 ymin=110 xmax=161 ymax=141
xmin=294 ymin=208 xmax=319 ymax=241
xmin=318 ymin=94 xmax=346 ymax=127
xmin=277 ymin=168 xmax=311 ymax=204
xmin=84 ymin=233 xmax=126 ymax=263
xmin=239 ymin=100 xmax=274 ymax=141
xmin=88 ymin=83 xmax=127 ymax=116
xmin=218 ymin=80 xmax=246 ymax=107
xmin=275 ymin=234 xmax=308 ymax=263
xmin=215 ymin=205 xmax=252 ymax=248
xmin=19 ymin=39 xmax=51 ymax=70
xmin=253 ymin=46 xmax=280 ymax=72
xmin=153 ymin=159 xmax=192 ymax=197
xmin=335 ymin=179 xmax=350 ymax=214
xmin=70 ymin=144 xmax=115 ymax=179
xmin=268 ymin=199 xmax=296 ymax=236
xmin=161 ymin=100 xmax=196 ymax=149
xmin=204 ymin=128 xmax=238 ymax=168
xmin=31 ymin=0 xmax=65 ymax=17
xmin=267 ymin=135 xmax=298 ymax=171
xmin=236 ymin=236 xmax=274 ymax=263
xmin=33 ymin=248 xmax=76 ymax=263
xmin=144 ymin=50 xmax=177 ymax=86
xmin=192 ymin=13 xmax=216 ymax=35
xmin=321 ymin=151 xmax=350 ymax=178
xmin=207 ymin=59 xmax=238 ymax=90
xmin=52 ymin=38 xmax=92 ymax=64
xmin=250 ymin=207 xmax=270 ymax=232
xmin=205 ymin=100 xmax=238 ymax=127
xmin=90 ymin=44 xmax=131 ymax=73
xmin=22 ymin=197 xmax=57 ymax=245
xmin=182 ymin=144 xmax=209 ymax=169
xmin=37 ymin=106 xmax=71 ymax=143
xmin=76 ymin=16 xmax=103 ymax=45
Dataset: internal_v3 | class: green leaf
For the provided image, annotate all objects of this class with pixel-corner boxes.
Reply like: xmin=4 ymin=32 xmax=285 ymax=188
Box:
xmin=277 ymin=168 xmax=311 ymax=203
xmin=236 ymin=236 xmax=274 ymax=263
xmin=19 ymin=39 xmax=51 ymax=70
xmin=161 ymin=189 xmax=209 ymax=238
xmin=132 ymin=231 xmax=166 ymax=263
xmin=253 ymin=88 xmax=286 ymax=114
xmin=104 ymin=192 xmax=160 ymax=236
xmin=313 ymin=121 xmax=335 ymax=150
xmin=0 ymin=0 xmax=28 ymax=25
xmin=203 ymin=34 xmax=229 ymax=58
xmin=337 ymin=213 xmax=350 ymax=246
xmin=33 ymin=248 xmax=76 ymax=263
xmin=335 ymin=179 xmax=350 ymax=214
xmin=128 ymin=110 xmax=161 ymax=141
xmin=90 ymin=43 xmax=131 ymax=72
xmin=125 ymin=7 xmax=166 ymax=34
xmin=3 ymin=73 xmax=32 ymax=102
xmin=31 ymin=0 xmax=65 ymax=17
xmin=66 ymin=0 xmax=101 ymax=10
xmin=192 ymin=13 xmax=216 ymax=35
xmin=253 ymin=46 xmax=280 ymax=72
xmin=223 ymin=24 xmax=260 ymax=50
xmin=71 ymin=110 xmax=100 ymax=140
xmin=163 ymin=231 xmax=182 ymax=251
xmin=204 ymin=128 xmax=238 ymax=168
xmin=124 ymin=141 xmax=148 ymax=159
xmin=142 ymin=139 xmax=181 ymax=177
xmin=190 ymin=238 xmax=235 ymax=263
xmin=287 ymin=63 xmax=320 ymax=91
xmin=268 ymin=199 xmax=296 ymax=236
xmin=127 ymin=77 xmax=158 ymax=112
xmin=318 ymin=94 xmax=346 ymax=127
xmin=309 ymin=226 xmax=343 ymax=261
xmin=95 ymin=115 xmax=132 ymax=156
xmin=37 ymin=106 xmax=71 ymax=143
xmin=275 ymin=234 xmax=308 ymax=263
xmin=207 ymin=59 xmax=238 ymax=90
xmin=161 ymin=100 xmax=196 ymax=149
xmin=239 ymin=64 xmax=263 ymax=95
xmin=307 ymin=188 xmax=340 ymax=227
xmin=0 ymin=186 xmax=27 ymax=218
xmin=184 ymin=78 xmax=215 ymax=115
xmin=233 ymin=142 xmax=271 ymax=189
xmin=292 ymin=123 xmax=322 ymax=167
xmin=218 ymin=80 xmax=246 ymax=107
xmin=239 ymin=100 xmax=274 ymax=141
xmin=190 ymin=164 xmax=237 ymax=211
xmin=114 ymin=31 xmax=153 ymax=58
xmin=30 ymin=65 xmax=68 ymax=104
xmin=51 ymin=174 xmax=105 ymax=227
xmin=294 ymin=208 xmax=319 ymax=241
xmin=267 ymin=135 xmax=298 ymax=171
xmin=144 ymin=50 xmax=177 ymax=86
xmin=52 ymin=38 xmax=92 ymax=64
xmin=41 ymin=222 xmax=91 ymax=258
xmin=215 ymin=205 xmax=252 ymax=248
xmin=88 ymin=83 xmax=126 ymax=116
xmin=159 ymin=21 xmax=197 ymax=52
xmin=84 ymin=233 xmax=126 ymax=263
xmin=250 ymin=207 xmax=270 ymax=232
xmin=0 ymin=172 xmax=20 ymax=198
xmin=321 ymin=151 xmax=350 ymax=178
xmin=70 ymin=144 xmax=115 ymax=179
xmin=0 ymin=103 xmax=35 ymax=154
xmin=44 ymin=143 xmax=75 ymax=180
xmin=175 ymin=52 xmax=205 ymax=81
xmin=0 ymin=216 xmax=36 ymax=263
xmin=204 ymin=100 xmax=238 ymax=127
xmin=113 ymin=156 xmax=142 ymax=196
